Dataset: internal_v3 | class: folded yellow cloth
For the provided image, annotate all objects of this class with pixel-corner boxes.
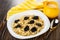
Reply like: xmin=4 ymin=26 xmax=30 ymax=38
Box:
xmin=7 ymin=0 xmax=58 ymax=20
xmin=7 ymin=0 xmax=49 ymax=20
xmin=7 ymin=0 xmax=42 ymax=20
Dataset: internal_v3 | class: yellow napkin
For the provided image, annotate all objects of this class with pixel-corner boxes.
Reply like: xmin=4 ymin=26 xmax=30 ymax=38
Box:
xmin=7 ymin=0 xmax=48 ymax=20
xmin=7 ymin=0 xmax=42 ymax=20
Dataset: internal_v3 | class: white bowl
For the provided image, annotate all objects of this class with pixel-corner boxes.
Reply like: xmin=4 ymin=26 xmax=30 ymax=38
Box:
xmin=7 ymin=10 xmax=50 ymax=39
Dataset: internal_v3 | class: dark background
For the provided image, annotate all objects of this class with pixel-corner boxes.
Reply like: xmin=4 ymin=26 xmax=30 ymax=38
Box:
xmin=0 ymin=0 xmax=60 ymax=40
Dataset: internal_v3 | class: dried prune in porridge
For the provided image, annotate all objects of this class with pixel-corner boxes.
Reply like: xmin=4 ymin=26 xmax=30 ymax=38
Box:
xmin=32 ymin=16 xmax=39 ymax=20
xmin=36 ymin=23 xmax=42 ymax=27
xmin=31 ymin=27 xmax=37 ymax=32
xmin=14 ymin=19 xmax=20 ymax=23
xmin=24 ymin=25 xmax=29 ymax=31
xmin=24 ymin=16 xmax=29 ymax=20
xmin=28 ymin=20 xmax=34 ymax=24
xmin=15 ymin=24 xmax=21 ymax=28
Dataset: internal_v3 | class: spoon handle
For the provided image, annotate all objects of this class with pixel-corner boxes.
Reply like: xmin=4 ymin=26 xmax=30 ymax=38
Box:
xmin=44 ymin=26 xmax=57 ymax=40
xmin=44 ymin=29 xmax=52 ymax=40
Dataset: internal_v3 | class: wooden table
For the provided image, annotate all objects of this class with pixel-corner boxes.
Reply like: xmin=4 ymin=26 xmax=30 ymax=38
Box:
xmin=0 ymin=0 xmax=60 ymax=40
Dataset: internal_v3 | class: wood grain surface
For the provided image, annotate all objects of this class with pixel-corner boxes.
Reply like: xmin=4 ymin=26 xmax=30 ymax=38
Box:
xmin=0 ymin=0 xmax=60 ymax=40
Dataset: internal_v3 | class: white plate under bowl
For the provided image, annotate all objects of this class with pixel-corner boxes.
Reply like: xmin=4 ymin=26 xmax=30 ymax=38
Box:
xmin=7 ymin=10 xmax=50 ymax=39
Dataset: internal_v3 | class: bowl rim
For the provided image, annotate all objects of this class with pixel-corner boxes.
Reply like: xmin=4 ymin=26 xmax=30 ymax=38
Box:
xmin=7 ymin=10 xmax=50 ymax=39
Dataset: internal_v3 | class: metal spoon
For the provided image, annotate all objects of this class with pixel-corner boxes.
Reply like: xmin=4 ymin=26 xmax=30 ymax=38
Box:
xmin=45 ymin=18 xmax=59 ymax=40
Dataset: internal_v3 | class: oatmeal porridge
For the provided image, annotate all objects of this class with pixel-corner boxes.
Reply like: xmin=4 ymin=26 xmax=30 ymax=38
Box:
xmin=12 ymin=15 xmax=44 ymax=36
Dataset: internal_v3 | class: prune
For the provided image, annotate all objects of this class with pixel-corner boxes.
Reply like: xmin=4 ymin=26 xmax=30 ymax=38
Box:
xmin=28 ymin=20 xmax=34 ymax=24
xmin=36 ymin=23 xmax=42 ymax=27
xmin=15 ymin=24 xmax=21 ymax=28
xmin=24 ymin=16 xmax=29 ymax=20
xmin=24 ymin=25 xmax=29 ymax=31
xmin=32 ymin=16 xmax=39 ymax=20
xmin=31 ymin=27 xmax=37 ymax=32
xmin=14 ymin=19 xmax=20 ymax=23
